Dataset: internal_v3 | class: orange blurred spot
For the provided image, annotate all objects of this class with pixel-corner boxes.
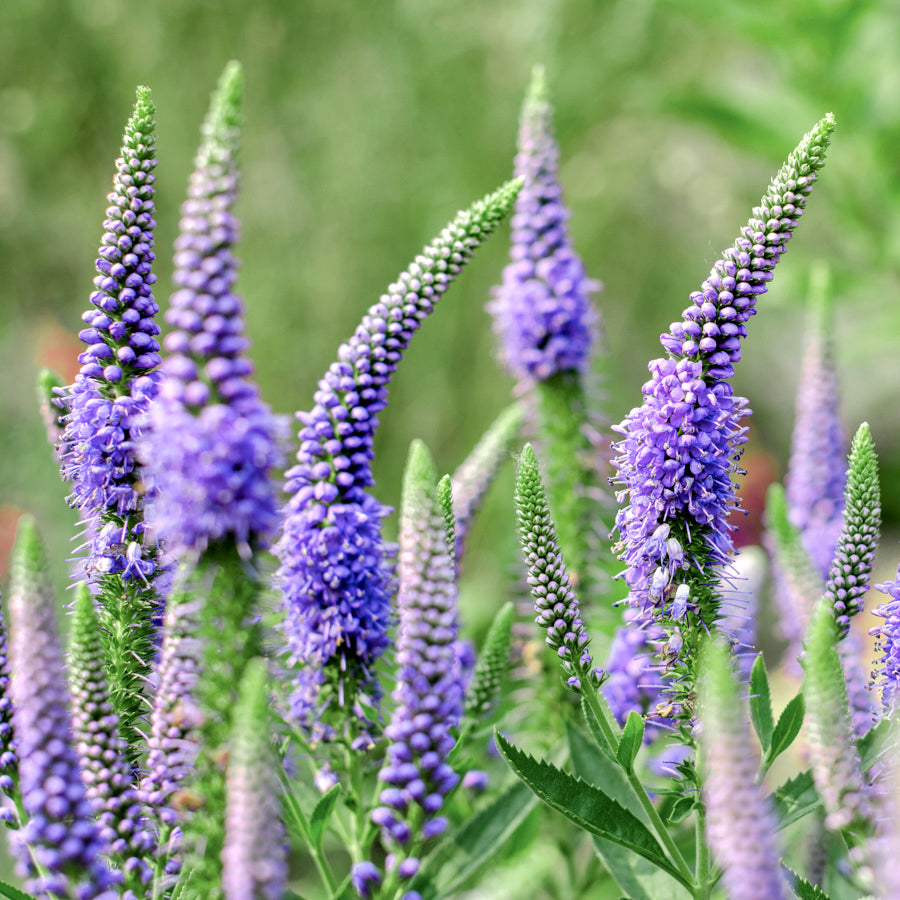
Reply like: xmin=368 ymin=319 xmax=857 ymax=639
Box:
xmin=0 ymin=506 xmax=25 ymax=580
xmin=32 ymin=317 xmax=82 ymax=384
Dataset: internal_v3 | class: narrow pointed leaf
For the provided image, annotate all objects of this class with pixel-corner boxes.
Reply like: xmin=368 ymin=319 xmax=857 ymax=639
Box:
xmin=785 ymin=869 xmax=833 ymax=900
xmin=749 ymin=654 xmax=774 ymax=754
xmin=772 ymin=770 xmax=821 ymax=830
xmin=495 ymin=731 xmax=691 ymax=889
xmin=593 ymin=837 xmax=692 ymax=900
xmin=0 ymin=883 xmax=37 ymax=900
xmin=581 ymin=694 xmax=617 ymax=757
xmin=858 ymin=717 xmax=890 ymax=772
xmin=616 ymin=711 xmax=645 ymax=773
xmin=765 ymin=692 xmax=805 ymax=768
xmin=309 ymin=782 xmax=341 ymax=851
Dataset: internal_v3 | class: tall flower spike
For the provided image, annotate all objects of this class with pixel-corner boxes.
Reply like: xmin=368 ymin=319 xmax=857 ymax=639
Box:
xmin=222 ymin=659 xmax=288 ymax=900
xmin=450 ymin=403 xmax=523 ymax=568
xmin=57 ymin=85 xmax=163 ymax=762
xmin=489 ymin=67 xmax=604 ymax=593
xmin=67 ymin=584 xmax=154 ymax=889
xmin=698 ymin=639 xmax=788 ymax=900
xmin=488 ymin=66 xmax=599 ymax=384
xmin=275 ymin=178 xmax=521 ymax=736
xmin=611 ymin=115 xmax=835 ymax=684
xmin=802 ymin=599 xmax=873 ymax=833
xmin=6 ymin=517 xmax=119 ymax=899
xmin=784 ymin=270 xmax=847 ymax=577
xmin=514 ymin=443 xmax=602 ymax=692
xmin=369 ymin=441 xmax=464 ymax=891
xmin=822 ymin=422 xmax=880 ymax=637
xmin=141 ymin=61 xmax=281 ymax=560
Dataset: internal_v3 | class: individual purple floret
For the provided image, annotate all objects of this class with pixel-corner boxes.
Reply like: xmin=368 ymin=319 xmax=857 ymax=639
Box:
xmin=6 ymin=517 xmax=120 ymax=900
xmin=870 ymin=565 xmax=900 ymax=715
xmin=59 ymin=86 xmax=162 ymax=585
xmin=488 ymin=66 xmax=599 ymax=384
xmin=222 ymin=660 xmax=287 ymax=900
xmin=784 ymin=287 xmax=847 ymax=577
xmin=274 ymin=178 xmax=521 ymax=734
xmin=699 ymin=640 xmax=788 ymax=900
xmin=368 ymin=442 xmax=464 ymax=887
xmin=611 ymin=115 xmax=834 ymax=666
xmin=141 ymin=61 xmax=281 ymax=560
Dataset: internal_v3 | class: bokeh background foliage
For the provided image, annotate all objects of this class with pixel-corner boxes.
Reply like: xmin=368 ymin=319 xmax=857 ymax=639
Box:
xmin=3 ymin=0 xmax=900 ymax=635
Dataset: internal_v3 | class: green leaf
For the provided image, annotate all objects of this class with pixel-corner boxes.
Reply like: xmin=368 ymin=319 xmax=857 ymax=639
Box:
xmin=495 ymin=731 xmax=691 ymax=890
xmin=566 ymin=721 xmax=648 ymax=826
xmin=765 ymin=692 xmax=805 ymax=768
xmin=593 ymin=837 xmax=692 ymax=900
xmin=773 ymin=770 xmax=821 ymax=830
xmin=785 ymin=867 xmax=833 ymax=899
xmin=666 ymin=795 xmax=697 ymax=825
xmin=749 ymin=654 xmax=774 ymax=754
xmin=616 ymin=711 xmax=645 ymax=773
xmin=0 ymin=882 xmax=38 ymax=900
xmin=309 ymin=782 xmax=341 ymax=850
xmin=421 ymin=777 xmax=539 ymax=899
xmin=857 ymin=716 xmax=890 ymax=772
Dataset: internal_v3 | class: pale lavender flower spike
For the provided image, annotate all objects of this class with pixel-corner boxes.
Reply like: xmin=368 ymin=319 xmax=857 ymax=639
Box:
xmin=784 ymin=275 xmax=847 ymax=578
xmin=488 ymin=65 xmax=599 ymax=384
xmin=871 ymin=567 xmax=900 ymax=715
xmin=141 ymin=61 xmax=281 ymax=559
xmin=700 ymin=640 xmax=788 ymax=900
xmin=7 ymin=517 xmax=120 ymax=899
xmin=368 ymin=442 xmax=464 ymax=889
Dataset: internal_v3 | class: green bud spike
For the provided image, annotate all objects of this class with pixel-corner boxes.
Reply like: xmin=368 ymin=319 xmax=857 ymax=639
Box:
xmin=824 ymin=422 xmax=880 ymax=636
xmin=197 ymin=61 xmax=243 ymax=170
xmin=437 ymin=474 xmax=456 ymax=563
xmin=464 ymin=601 xmax=515 ymax=721
xmin=802 ymin=599 xmax=872 ymax=834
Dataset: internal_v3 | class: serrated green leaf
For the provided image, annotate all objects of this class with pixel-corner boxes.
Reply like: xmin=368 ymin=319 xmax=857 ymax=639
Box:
xmin=309 ymin=782 xmax=341 ymax=850
xmin=773 ymin=769 xmax=821 ymax=830
xmin=420 ymin=777 xmax=538 ymax=899
xmin=594 ymin=837 xmax=692 ymax=900
xmin=785 ymin=867 xmax=833 ymax=899
xmin=495 ymin=731 xmax=691 ymax=890
xmin=566 ymin=721 xmax=648 ymax=826
xmin=749 ymin=654 xmax=774 ymax=754
xmin=766 ymin=692 xmax=805 ymax=768
xmin=616 ymin=711 xmax=645 ymax=773
xmin=0 ymin=882 xmax=37 ymax=900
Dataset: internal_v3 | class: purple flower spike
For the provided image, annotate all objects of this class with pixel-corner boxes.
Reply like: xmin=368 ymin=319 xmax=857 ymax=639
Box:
xmin=222 ymin=660 xmax=288 ymax=900
xmin=611 ymin=115 xmax=835 ymax=670
xmin=275 ymin=178 xmax=521 ymax=734
xmin=784 ymin=284 xmax=847 ymax=577
xmin=699 ymin=640 xmax=788 ymax=900
xmin=6 ymin=517 xmax=120 ymax=900
xmin=488 ymin=66 xmax=599 ymax=384
xmin=68 ymin=585 xmax=154 ymax=887
xmin=141 ymin=61 xmax=281 ymax=560
xmin=0 ymin=600 xmax=17 ymax=827
xmin=370 ymin=441 xmax=464 ymax=880
xmin=59 ymin=85 xmax=162 ymax=582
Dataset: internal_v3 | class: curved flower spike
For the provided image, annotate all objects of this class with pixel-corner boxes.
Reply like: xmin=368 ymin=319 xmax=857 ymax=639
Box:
xmin=611 ymin=115 xmax=835 ymax=683
xmin=275 ymin=178 xmax=521 ymax=736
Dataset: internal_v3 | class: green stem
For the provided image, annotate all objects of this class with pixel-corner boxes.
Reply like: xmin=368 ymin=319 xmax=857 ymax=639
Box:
xmin=581 ymin=681 xmax=695 ymax=888
xmin=694 ymin=793 xmax=711 ymax=900
xmin=281 ymin=775 xmax=339 ymax=895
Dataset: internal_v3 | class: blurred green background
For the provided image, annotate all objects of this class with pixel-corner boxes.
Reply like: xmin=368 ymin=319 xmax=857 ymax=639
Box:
xmin=3 ymin=0 xmax=900 ymax=621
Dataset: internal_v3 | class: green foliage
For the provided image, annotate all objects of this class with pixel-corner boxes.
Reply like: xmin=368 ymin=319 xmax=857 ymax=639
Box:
xmin=463 ymin=600 xmax=515 ymax=721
